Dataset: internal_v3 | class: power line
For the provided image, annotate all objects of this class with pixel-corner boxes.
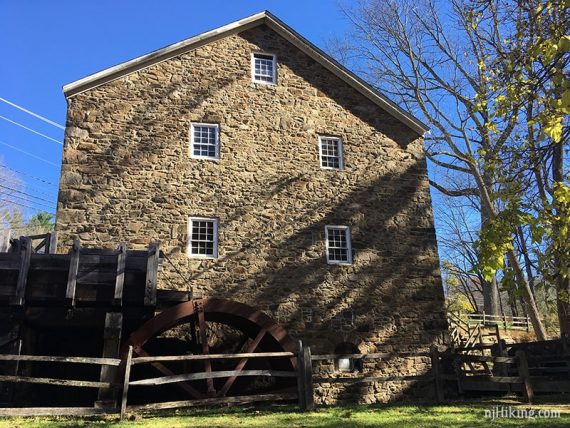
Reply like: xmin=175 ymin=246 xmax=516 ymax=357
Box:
xmin=0 ymin=199 xmax=55 ymax=214
xmin=0 ymin=164 xmax=58 ymax=187
xmin=1 ymin=193 xmax=56 ymax=211
xmin=0 ymin=114 xmax=63 ymax=145
xmin=1 ymin=177 xmax=56 ymax=198
xmin=0 ymin=139 xmax=59 ymax=167
xmin=0 ymin=97 xmax=65 ymax=130
xmin=0 ymin=183 xmax=57 ymax=205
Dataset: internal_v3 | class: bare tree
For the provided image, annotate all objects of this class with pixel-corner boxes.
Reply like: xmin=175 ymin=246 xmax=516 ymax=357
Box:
xmin=335 ymin=0 xmax=548 ymax=338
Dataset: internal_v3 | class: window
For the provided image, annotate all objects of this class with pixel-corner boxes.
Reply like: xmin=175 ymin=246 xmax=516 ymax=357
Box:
xmin=190 ymin=123 xmax=219 ymax=160
xmin=325 ymin=225 xmax=352 ymax=264
xmin=252 ymin=53 xmax=277 ymax=84
xmin=188 ymin=217 xmax=218 ymax=258
xmin=319 ymin=136 xmax=344 ymax=169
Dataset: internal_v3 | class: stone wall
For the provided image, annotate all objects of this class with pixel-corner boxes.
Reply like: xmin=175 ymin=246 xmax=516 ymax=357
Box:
xmin=57 ymin=24 xmax=446 ymax=403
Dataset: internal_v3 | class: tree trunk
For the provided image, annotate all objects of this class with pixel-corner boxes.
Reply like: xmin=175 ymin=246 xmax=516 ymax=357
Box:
xmin=481 ymin=209 xmax=500 ymax=316
xmin=506 ymin=250 xmax=548 ymax=340
xmin=552 ymin=139 xmax=570 ymax=338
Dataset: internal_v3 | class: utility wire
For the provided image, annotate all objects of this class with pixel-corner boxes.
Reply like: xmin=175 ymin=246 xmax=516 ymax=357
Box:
xmin=0 ymin=164 xmax=58 ymax=187
xmin=1 ymin=193 xmax=56 ymax=210
xmin=1 ymin=178 xmax=56 ymax=198
xmin=0 ymin=115 xmax=63 ymax=145
xmin=0 ymin=97 xmax=65 ymax=130
xmin=0 ymin=140 xmax=59 ymax=167
xmin=0 ymin=183 xmax=57 ymax=205
xmin=0 ymin=199 xmax=55 ymax=214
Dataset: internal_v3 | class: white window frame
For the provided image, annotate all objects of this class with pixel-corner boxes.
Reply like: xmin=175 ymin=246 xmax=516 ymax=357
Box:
xmin=190 ymin=123 xmax=220 ymax=160
xmin=318 ymin=136 xmax=344 ymax=170
xmin=187 ymin=217 xmax=219 ymax=259
xmin=251 ymin=52 xmax=277 ymax=85
xmin=324 ymin=225 xmax=353 ymax=265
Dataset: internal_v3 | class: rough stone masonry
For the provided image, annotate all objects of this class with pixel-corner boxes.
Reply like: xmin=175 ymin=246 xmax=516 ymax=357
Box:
xmin=56 ymin=23 xmax=447 ymax=403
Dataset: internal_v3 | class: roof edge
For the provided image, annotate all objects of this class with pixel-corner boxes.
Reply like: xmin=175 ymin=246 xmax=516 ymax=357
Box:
xmin=63 ymin=10 xmax=428 ymax=134
xmin=62 ymin=11 xmax=267 ymax=97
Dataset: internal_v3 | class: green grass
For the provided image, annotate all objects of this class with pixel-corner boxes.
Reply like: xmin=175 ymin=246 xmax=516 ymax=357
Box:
xmin=1 ymin=400 xmax=569 ymax=427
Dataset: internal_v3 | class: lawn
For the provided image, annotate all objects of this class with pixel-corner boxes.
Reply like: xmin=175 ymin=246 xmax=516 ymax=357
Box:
xmin=1 ymin=400 xmax=569 ymax=427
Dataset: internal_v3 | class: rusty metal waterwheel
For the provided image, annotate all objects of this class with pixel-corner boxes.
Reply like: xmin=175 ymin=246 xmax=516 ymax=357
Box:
xmin=121 ymin=298 xmax=298 ymax=403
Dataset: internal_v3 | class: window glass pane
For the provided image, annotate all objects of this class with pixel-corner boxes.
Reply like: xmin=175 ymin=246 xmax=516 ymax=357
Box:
xmin=320 ymin=138 xmax=342 ymax=169
xmin=253 ymin=54 xmax=275 ymax=83
xmin=326 ymin=227 xmax=350 ymax=263
xmin=191 ymin=125 xmax=218 ymax=159
xmin=190 ymin=219 xmax=216 ymax=257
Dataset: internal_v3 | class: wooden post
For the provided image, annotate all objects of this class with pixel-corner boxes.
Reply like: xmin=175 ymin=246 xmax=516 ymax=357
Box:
xmin=112 ymin=243 xmax=127 ymax=306
xmin=526 ymin=316 xmax=530 ymax=332
xmin=430 ymin=346 xmax=444 ymax=403
xmin=96 ymin=312 xmax=123 ymax=408
xmin=65 ymin=240 xmax=80 ymax=306
xmin=144 ymin=243 xmax=159 ymax=306
xmin=482 ymin=311 xmax=486 ymax=326
xmin=0 ymin=229 xmax=11 ymax=252
xmin=516 ymin=350 xmax=533 ymax=403
xmin=120 ymin=346 xmax=133 ymax=420
xmin=11 ymin=237 xmax=32 ymax=306
xmin=296 ymin=341 xmax=305 ymax=410
xmin=297 ymin=341 xmax=314 ymax=411
xmin=47 ymin=231 xmax=58 ymax=254
xmin=502 ymin=313 xmax=507 ymax=331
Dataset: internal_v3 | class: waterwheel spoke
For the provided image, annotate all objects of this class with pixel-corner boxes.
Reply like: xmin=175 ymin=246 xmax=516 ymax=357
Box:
xmin=218 ymin=328 xmax=267 ymax=397
xmin=194 ymin=299 xmax=216 ymax=396
xmin=133 ymin=346 xmax=204 ymax=399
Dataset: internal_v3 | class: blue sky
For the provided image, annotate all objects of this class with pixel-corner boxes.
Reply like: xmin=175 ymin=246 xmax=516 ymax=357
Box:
xmin=0 ymin=0 xmax=349 ymax=219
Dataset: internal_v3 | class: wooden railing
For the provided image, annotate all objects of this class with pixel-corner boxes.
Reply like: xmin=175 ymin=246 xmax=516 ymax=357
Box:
xmin=0 ymin=343 xmax=312 ymax=419
xmin=456 ymin=312 xmax=532 ymax=332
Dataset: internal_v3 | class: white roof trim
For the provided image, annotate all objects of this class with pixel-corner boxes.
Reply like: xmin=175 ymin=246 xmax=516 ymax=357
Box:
xmin=62 ymin=10 xmax=428 ymax=134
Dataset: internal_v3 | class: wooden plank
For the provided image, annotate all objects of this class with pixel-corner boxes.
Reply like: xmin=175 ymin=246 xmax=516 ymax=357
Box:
xmin=0 ymin=354 xmax=121 ymax=365
xmin=430 ymin=347 xmax=444 ymax=402
xmin=218 ymin=328 xmax=267 ymax=396
xmin=134 ymin=347 xmax=204 ymax=399
xmin=460 ymin=380 xmax=515 ymax=392
xmin=65 ymin=240 xmax=80 ymax=306
xmin=144 ymin=243 xmax=159 ymax=306
xmin=11 ymin=237 xmax=31 ymax=306
xmin=310 ymin=352 xmax=429 ymax=360
xmin=96 ymin=312 xmax=123 ymax=406
xmin=516 ymin=350 xmax=534 ymax=403
xmin=131 ymin=351 xmax=295 ymax=364
xmin=127 ymin=392 xmax=298 ymax=412
xmin=457 ymin=355 xmax=517 ymax=364
xmin=312 ymin=375 xmax=434 ymax=383
xmin=113 ymin=243 xmax=127 ymax=306
xmin=0 ymin=229 xmax=11 ymax=252
xmin=0 ymin=407 xmax=117 ymax=417
xmin=531 ymin=380 xmax=570 ymax=393
xmin=47 ymin=231 xmax=58 ymax=254
xmin=297 ymin=341 xmax=305 ymax=411
xmin=0 ymin=375 xmax=119 ymax=388
xmin=129 ymin=369 xmax=298 ymax=386
xmin=120 ymin=346 xmax=133 ymax=420
xmin=195 ymin=298 xmax=215 ymax=395
xmin=299 ymin=343 xmax=314 ymax=411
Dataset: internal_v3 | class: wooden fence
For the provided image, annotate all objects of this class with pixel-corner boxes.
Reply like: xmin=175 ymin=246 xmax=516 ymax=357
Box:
xmin=0 ymin=343 xmax=313 ymax=419
xmin=0 ymin=341 xmax=567 ymax=418
xmin=438 ymin=347 xmax=570 ymax=403
xmin=456 ymin=312 xmax=532 ymax=331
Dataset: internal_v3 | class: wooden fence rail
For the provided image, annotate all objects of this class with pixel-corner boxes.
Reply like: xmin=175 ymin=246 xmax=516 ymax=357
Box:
xmin=455 ymin=312 xmax=532 ymax=332
xmin=0 ymin=342 xmax=567 ymax=417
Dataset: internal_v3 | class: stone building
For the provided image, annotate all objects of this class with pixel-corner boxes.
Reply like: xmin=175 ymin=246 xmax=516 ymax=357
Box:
xmin=57 ymin=11 xmax=446 ymax=403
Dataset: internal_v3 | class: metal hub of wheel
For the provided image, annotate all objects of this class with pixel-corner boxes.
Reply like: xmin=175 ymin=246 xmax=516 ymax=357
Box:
xmin=121 ymin=298 xmax=298 ymax=400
